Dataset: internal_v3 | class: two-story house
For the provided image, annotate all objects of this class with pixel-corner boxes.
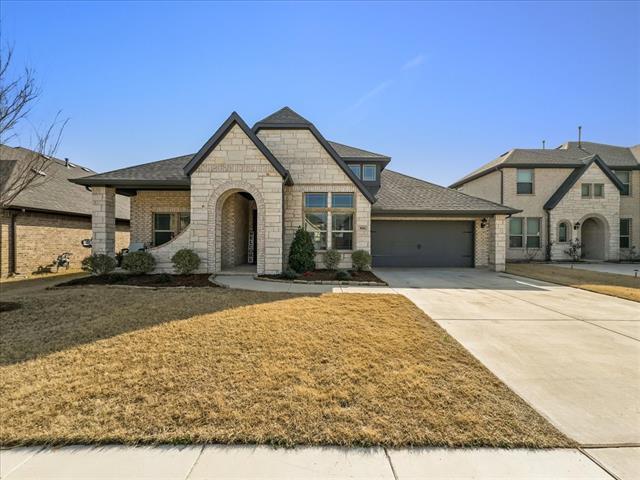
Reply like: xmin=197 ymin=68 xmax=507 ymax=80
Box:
xmin=450 ymin=141 xmax=640 ymax=262
xmin=71 ymin=107 xmax=518 ymax=273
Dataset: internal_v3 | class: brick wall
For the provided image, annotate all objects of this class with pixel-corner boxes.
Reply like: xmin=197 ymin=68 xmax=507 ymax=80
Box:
xmin=221 ymin=193 xmax=251 ymax=268
xmin=130 ymin=190 xmax=191 ymax=246
xmin=0 ymin=209 xmax=129 ymax=277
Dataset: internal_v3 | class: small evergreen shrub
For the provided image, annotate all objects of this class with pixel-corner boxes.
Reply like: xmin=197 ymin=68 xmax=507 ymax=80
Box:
xmin=336 ymin=269 xmax=352 ymax=281
xmin=288 ymin=227 xmax=316 ymax=273
xmin=323 ymin=249 xmax=342 ymax=271
xmin=81 ymin=254 xmax=117 ymax=275
xmin=171 ymin=249 xmax=200 ymax=274
xmin=122 ymin=251 xmax=156 ymax=274
xmin=280 ymin=268 xmax=298 ymax=280
xmin=351 ymin=250 xmax=372 ymax=271
xmin=156 ymin=273 xmax=173 ymax=283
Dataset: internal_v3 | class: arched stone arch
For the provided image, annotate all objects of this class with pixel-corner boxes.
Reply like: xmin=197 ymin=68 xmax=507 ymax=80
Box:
xmin=578 ymin=213 xmax=610 ymax=261
xmin=206 ymin=181 xmax=266 ymax=273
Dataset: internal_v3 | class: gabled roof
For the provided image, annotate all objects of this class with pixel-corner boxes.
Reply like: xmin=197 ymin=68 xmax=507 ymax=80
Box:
xmin=2 ymin=145 xmax=129 ymax=219
xmin=544 ymin=154 xmax=626 ymax=210
xmin=450 ymin=141 xmax=640 ymax=188
xmin=327 ymin=141 xmax=390 ymax=164
xmin=253 ymin=107 xmax=377 ymax=203
xmin=373 ymin=169 xmax=520 ymax=215
xmin=183 ymin=112 xmax=291 ymax=182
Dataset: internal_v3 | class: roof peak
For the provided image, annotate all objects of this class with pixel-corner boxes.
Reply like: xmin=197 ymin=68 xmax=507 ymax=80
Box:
xmin=254 ymin=106 xmax=312 ymax=126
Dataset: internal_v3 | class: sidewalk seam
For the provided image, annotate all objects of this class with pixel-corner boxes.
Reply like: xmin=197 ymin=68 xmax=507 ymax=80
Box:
xmin=2 ymin=446 xmax=44 ymax=479
xmin=184 ymin=445 xmax=205 ymax=480
xmin=578 ymin=447 xmax=621 ymax=480
xmin=383 ymin=447 xmax=399 ymax=480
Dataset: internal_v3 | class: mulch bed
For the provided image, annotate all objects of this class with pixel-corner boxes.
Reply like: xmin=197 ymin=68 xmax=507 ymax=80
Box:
xmin=261 ymin=269 xmax=385 ymax=284
xmin=57 ymin=273 xmax=216 ymax=288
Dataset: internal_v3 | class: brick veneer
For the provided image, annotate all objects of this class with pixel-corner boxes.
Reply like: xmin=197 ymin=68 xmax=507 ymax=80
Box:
xmin=130 ymin=191 xmax=190 ymax=245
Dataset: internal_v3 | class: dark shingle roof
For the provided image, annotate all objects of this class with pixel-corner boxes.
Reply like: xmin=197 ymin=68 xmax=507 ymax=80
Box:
xmin=327 ymin=141 xmax=390 ymax=161
xmin=451 ymin=141 xmax=640 ymax=188
xmin=374 ymin=170 xmax=519 ymax=215
xmin=255 ymin=106 xmax=312 ymax=126
xmin=1 ymin=145 xmax=129 ymax=219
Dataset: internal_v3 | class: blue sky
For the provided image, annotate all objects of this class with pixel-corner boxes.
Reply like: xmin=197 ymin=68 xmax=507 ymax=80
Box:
xmin=2 ymin=1 xmax=638 ymax=186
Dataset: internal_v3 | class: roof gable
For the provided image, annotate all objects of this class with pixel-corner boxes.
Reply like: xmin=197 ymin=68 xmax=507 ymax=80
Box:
xmin=544 ymin=155 xmax=625 ymax=210
xmin=253 ymin=107 xmax=377 ymax=203
xmin=183 ymin=112 xmax=290 ymax=181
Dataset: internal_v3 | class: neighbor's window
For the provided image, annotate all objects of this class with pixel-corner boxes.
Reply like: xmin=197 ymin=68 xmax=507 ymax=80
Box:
xmin=614 ymin=170 xmax=630 ymax=196
xmin=581 ymin=183 xmax=592 ymax=198
xmin=526 ymin=218 xmax=541 ymax=248
xmin=349 ymin=164 xmax=361 ymax=179
xmin=509 ymin=218 xmax=524 ymax=248
xmin=593 ymin=184 xmax=604 ymax=198
xmin=153 ymin=212 xmax=190 ymax=246
xmin=362 ymin=165 xmax=377 ymax=181
xmin=558 ymin=222 xmax=569 ymax=243
xmin=620 ymin=218 xmax=631 ymax=249
xmin=516 ymin=169 xmax=534 ymax=194
xmin=304 ymin=193 xmax=328 ymax=250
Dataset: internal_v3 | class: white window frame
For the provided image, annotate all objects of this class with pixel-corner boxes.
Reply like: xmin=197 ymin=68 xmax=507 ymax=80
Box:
xmin=303 ymin=192 xmax=355 ymax=252
xmin=516 ymin=169 xmax=534 ymax=195
xmin=362 ymin=164 xmax=377 ymax=181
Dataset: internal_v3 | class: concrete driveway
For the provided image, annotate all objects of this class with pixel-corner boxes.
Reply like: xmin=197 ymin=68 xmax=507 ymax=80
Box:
xmin=374 ymin=268 xmax=639 ymax=476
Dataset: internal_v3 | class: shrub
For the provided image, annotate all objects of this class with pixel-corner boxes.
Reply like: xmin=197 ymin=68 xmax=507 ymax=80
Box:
xmin=351 ymin=250 xmax=372 ymax=271
xmin=280 ymin=268 xmax=298 ymax=280
xmin=288 ymin=227 xmax=315 ymax=273
xmin=171 ymin=249 xmax=200 ymax=274
xmin=336 ymin=269 xmax=352 ymax=281
xmin=121 ymin=251 xmax=156 ymax=274
xmin=323 ymin=249 xmax=342 ymax=271
xmin=81 ymin=254 xmax=117 ymax=275
xmin=156 ymin=273 xmax=173 ymax=283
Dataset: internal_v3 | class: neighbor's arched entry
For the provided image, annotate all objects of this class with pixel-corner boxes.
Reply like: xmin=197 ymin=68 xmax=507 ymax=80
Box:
xmin=581 ymin=217 xmax=605 ymax=260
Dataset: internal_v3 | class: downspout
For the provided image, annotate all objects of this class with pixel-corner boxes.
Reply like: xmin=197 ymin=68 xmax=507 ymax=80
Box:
xmin=8 ymin=210 xmax=19 ymax=276
xmin=545 ymin=210 xmax=551 ymax=261
xmin=500 ymin=169 xmax=504 ymax=204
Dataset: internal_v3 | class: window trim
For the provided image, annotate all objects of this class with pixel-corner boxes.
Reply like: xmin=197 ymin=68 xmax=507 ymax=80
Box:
xmin=558 ymin=221 xmax=570 ymax=243
xmin=526 ymin=217 xmax=541 ymax=248
xmin=620 ymin=218 xmax=631 ymax=249
xmin=152 ymin=211 xmax=190 ymax=247
xmin=331 ymin=212 xmax=354 ymax=251
xmin=508 ymin=216 xmax=542 ymax=249
xmin=303 ymin=192 xmax=356 ymax=251
xmin=516 ymin=169 xmax=534 ymax=195
xmin=581 ymin=183 xmax=592 ymax=198
xmin=362 ymin=164 xmax=377 ymax=181
xmin=509 ymin=218 xmax=524 ymax=248
xmin=593 ymin=183 xmax=604 ymax=198
xmin=348 ymin=164 xmax=362 ymax=179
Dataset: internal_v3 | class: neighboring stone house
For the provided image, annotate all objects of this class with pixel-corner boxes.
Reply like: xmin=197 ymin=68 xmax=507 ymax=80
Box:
xmin=450 ymin=141 xmax=640 ymax=262
xmin=0 ymin=145 xmax=130 ymax=277
xmin=72 ymin=107 xmax=518 ymax=274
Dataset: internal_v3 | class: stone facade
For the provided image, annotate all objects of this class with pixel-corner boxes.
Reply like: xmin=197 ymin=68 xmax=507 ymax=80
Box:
xmin=258 ymin=129 xmax=371 ymax=269
xmin=0 ymin=209 xmax=129 ymax=277
xmin=619 ymin=170 xmax=640 ymax=259
xmin=91 ymin=186 xmax=116 ymax=256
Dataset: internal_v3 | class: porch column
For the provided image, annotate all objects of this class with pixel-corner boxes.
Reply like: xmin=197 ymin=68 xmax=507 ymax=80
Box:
xmin=92 ymin=186 xmax=116 ymax=256
xmin=489 ymin=214 xmax=507 ymax=272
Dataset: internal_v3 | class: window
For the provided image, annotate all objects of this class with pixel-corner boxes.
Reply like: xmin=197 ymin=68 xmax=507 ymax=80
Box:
xmin=581 ymin=183 xmax=591 ymax=198
xmin=304 ymin=192 xmax=355 ymax=250
xmin=332 ymin=193 xmax=353 ymax=208
xmin=332 ymin=213 xmax=353 ymax=250
xmin=509 ymin=217 xmax=541 ymax=248
xmin=593 ymin=184 xmax=604 ymax=198
xmin=614 ymin=170 xmax=630 ymax=196
xmin=526 ymin=218 xmax=541 ymax=248
xmin=349 ymin=164 xmax=361 ymax=179
xmin=620 ymin=219 xmax=631 ymax=249
xmin=153 ymin=212 xmax=190 ymax=246
xmin=509 ymin=218 xmax=523 ymax=247
xmin=362 ymin=165 xmax=377 ymax=181
xmin=558 ymin=222 xmax=569 ymax=243
xmin=516 ymin=169 xmax=534 ymax=194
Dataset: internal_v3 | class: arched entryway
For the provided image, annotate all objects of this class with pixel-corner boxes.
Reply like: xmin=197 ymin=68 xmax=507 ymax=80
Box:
xmin=219 ymin=191 xmax=258 ymax=273
xmin=581 ymin=217 xmax=605 ymax=260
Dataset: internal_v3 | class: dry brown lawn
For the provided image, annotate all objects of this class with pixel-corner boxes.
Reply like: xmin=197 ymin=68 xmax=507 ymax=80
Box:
xmin=0 ymin=286 xmax=570 ymax=448
xmin=506 ymin=263 xmax=640 ymax=303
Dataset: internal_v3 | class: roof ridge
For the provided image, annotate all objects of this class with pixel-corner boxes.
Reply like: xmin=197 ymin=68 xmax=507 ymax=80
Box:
xmin=79 ymin=153 xmax=194 ymax=179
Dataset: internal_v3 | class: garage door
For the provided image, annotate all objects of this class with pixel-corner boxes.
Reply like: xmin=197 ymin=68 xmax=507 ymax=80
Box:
xmin=371 ymin=220 xmax=474 ymax=267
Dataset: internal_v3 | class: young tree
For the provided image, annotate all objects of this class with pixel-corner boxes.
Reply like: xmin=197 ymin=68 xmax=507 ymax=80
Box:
xmin=0 ymin=44 xmax=67 ymax=208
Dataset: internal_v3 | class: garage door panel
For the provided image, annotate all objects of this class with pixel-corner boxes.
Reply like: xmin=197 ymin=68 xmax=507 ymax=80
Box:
xmin=371 ymin=220 xmax=473 ymax=267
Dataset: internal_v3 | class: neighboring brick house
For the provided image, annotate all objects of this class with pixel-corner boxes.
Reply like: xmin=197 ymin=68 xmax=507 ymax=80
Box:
xmin=72 ymin=107 xmax=518 ymax=274
xmin=0 ymin=145 xmax=130 ymax=277
xmin=450 ymin=141 xmax=640 ymax=262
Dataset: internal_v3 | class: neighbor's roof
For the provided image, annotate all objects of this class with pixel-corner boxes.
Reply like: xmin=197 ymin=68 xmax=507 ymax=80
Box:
xmin=373 ymin=169 xmax=520 ymax=215
xmin=0 ymin=145 xmax=129 ymax=219
xmin=450 ymin=141 xmax=640 ymax=188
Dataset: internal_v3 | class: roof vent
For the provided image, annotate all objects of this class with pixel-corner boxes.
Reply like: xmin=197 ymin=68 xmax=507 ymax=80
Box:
xmin=542 ymin=140 xmax=546 ymax=150
xmin=31 ymin=167 xmax=47 ymax=176
xmin=578 ymin=126 xmax=582 ymax=148
xmin=81 ymin=167 xmax=91 ymax=172
xmin=64 ymin=157 xmax=70 ymax=167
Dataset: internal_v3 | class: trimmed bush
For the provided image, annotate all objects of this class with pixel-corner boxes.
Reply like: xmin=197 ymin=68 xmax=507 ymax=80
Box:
xmin=171 ymin=249 xmax=200 ymax=274
xmin=288 ymin=227 xmax=316 ymax=273
xmin=336 ymin=269 xmax=352 ymax=281
xmin=81 ymin=254 xmax=117 ymax=275
xmin=122 ymin=251 xmax=156 ymax=274
xmin=351 ymin=250 xmax=372 ymax=271
xmin=323 ymin=249 xmax=342 ymax=271
xmin=280 ymin=268 xmax=298 ymax=280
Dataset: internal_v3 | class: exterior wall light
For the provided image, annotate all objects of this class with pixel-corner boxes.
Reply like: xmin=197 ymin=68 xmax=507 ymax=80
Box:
xmin=574 ymin=221 xmax=581 ymax=230
xmin=480 ymin=218 xmax=488 ymax=228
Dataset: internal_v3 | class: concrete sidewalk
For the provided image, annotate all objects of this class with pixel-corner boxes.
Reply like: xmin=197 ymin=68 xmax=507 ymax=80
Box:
xmin=0 ymin=445 xmax=623 ymax=479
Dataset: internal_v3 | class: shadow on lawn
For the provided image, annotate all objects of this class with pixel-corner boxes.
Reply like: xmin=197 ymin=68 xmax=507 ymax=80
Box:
xmin=0 ymin=286 xmax=315 ymax=366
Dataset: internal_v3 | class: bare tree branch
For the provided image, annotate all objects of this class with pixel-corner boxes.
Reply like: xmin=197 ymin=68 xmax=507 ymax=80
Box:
xmin=0 ymin=43 xmax=67 ymax=208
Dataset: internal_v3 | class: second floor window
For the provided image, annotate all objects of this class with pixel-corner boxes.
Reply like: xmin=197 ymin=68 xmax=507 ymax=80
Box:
xmin=349 ymin=164 xmax=361 ymax=179
xmin=516 ymin=169 xmax=534 ymax=194
xmin=581 ymin=183 xmax=591 ymax=198
xmin=362 ymin=165 xmax=376 ymax=181
xmin=614 ymin=170 xmax=630 ymax=196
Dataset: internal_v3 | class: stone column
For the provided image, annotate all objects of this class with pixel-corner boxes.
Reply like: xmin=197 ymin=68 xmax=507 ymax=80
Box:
xmin=489 ymin=214 xmax=507 ymax=272
xmin=92 ymin=186 xmax=116 ymax=256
